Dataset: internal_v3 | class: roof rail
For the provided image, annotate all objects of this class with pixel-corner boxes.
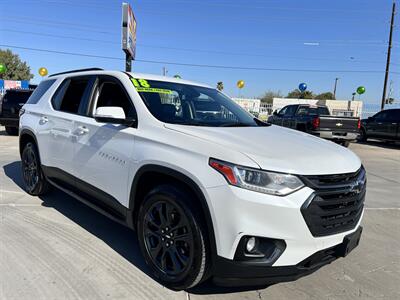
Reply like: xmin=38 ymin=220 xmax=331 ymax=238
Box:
xmin=49 ymin=68 xmax=104 ymax=77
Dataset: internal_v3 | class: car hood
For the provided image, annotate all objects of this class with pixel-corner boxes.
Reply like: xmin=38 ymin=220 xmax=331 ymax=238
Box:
xmin=165 ymin=124 xmax=361 ymax=175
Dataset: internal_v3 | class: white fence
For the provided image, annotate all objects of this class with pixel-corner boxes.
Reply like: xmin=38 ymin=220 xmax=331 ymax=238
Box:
xmin=235 ymin=97 xmax=399 ymax=120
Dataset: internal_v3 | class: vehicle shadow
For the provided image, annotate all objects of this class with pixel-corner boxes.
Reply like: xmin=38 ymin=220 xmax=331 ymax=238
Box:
xmin=357 ymin=140 xmax=400 ymax=150
xmin=3 ymin=161 xmax=151 ymax=276
xmin=3 ymin=160 xmax=271 ymax=294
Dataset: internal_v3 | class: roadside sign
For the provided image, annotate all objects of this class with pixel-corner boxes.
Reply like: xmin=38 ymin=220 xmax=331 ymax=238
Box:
xmin=122 ymin=2 xmax=137 ymax=70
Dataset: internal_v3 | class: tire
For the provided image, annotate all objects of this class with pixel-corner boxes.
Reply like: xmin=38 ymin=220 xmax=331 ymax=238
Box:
xmin=5 ymin=126 xmax=18 ymax=136
xmin=137 ymin=184 xmax=208 ymax=290
xmin=358 ymin=128 xmax=367 ymax=142
xmin=341 ymin=141 xmax=350 ymax=148
xmin=21 ymin=142 xmax=50 ymax=196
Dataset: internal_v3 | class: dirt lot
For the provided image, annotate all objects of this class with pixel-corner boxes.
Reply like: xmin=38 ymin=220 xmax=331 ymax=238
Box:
xmin=1 ymin=126 xmax=399 ymax=300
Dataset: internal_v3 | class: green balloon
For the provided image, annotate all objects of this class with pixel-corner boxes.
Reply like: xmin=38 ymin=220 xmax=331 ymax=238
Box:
xmin=0 ymin=63 xmax=6 ymax=74
xmin=356 ymin=86 xmax=366 ymax=95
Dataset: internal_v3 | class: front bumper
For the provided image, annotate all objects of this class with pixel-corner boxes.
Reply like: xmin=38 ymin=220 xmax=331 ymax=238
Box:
xmin=205 ymin=184 xmax=364 ymax=266
xmin=212 ymin=227 xmax=362 ymax=286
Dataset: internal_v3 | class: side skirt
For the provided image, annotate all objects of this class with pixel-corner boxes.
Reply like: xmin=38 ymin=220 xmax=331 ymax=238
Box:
xmin=42 ymin=166 xmax=130 ymax=228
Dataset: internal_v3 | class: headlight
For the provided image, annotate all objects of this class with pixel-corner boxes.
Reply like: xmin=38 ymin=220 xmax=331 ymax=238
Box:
xmin=209 ymin=158 xmax=304 ymax=196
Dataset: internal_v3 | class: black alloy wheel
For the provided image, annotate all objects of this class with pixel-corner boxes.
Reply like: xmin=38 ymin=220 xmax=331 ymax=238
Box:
xmin=137 ymin=185 xmax=208 ymax=290
xmin=21 ymin=142 xmax=49 ymax=195
xmin=143 ymin=201 xmax=193 ymax=276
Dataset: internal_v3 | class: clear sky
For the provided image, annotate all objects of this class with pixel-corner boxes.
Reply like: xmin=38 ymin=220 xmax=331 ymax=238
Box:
xmin=0 ymin=0 xmax=398 ymax=105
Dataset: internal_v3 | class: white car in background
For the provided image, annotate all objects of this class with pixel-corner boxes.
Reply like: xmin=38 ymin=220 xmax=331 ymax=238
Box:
xmin=19 ymin=68 xmax=366 ymax=290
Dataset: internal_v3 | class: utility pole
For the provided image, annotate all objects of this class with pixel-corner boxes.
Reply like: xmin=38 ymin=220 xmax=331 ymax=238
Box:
xmin=163 ymin=67 xmax=168 ymax=76
xmin=381 ymin=1 xmax=396 ymax=110
xmin=333 ymin=77 xmax=339 ymax=99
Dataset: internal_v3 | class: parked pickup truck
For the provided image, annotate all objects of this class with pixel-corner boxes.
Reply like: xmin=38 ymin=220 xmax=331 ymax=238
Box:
xmin=268 ymin=104 xmax=360 ymax=147
xmin=359 ymin=108 xmax=400 ymax=142
xmin=0 ymin=89 xmax=34 ymax=135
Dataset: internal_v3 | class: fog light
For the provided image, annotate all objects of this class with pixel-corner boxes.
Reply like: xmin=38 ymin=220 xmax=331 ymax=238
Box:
xmin=246 ymin=237 xmax=257 ymax=253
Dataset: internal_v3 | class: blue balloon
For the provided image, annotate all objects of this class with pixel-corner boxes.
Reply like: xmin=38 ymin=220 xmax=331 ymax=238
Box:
xmin=299 ymin=83 xmax=307 ymax=92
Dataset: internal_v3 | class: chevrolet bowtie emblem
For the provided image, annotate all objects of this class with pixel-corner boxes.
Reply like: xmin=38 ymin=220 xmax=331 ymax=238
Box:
xmin=336 ymin=123 xmax=343 ymax=127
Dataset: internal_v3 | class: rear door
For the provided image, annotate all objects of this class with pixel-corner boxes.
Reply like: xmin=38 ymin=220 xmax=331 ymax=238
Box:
xmin=367 ymin=111 xmax=392 ymax=139
xmin=36 ymin=76 xmax=94 ymax=176
xmin=394 ymin=110 xmax=400 ymax=140
xmin=281 ymin=105 xmax=297 ymax=128
xmin=72 ymin=75 xmax=137 ymax=208
xmin=384 ymin=110 xmax=400 ymax=140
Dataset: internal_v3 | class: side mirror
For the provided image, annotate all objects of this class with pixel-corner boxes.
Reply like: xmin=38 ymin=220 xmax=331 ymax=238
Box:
xmin=273 ymin=110 xmax=278 ymax=116
xmin=367 ymin=116 xmax=374 ymax=121
xmin=94 ymin=106 xmax=136 ymax=126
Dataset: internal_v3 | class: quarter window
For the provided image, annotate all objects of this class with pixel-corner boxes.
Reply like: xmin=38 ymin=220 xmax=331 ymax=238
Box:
xmin=26 ymin=79 xmax=56 ymax=104
xmin=52 ymin=78 xmax=91 ymax=114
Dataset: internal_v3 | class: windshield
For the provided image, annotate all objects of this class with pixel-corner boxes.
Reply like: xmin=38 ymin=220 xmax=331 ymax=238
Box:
xmin=297 ymin=106 xmax=330 ymax=116
xmin=132 ymin=78 xmax=258 ymax=127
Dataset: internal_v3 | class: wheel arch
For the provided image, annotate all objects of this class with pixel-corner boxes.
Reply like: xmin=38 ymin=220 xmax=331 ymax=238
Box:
xmin=19 ymin=129 xmax=40 ymax=159
xmin=128 ymin=164 xmax=217 ymax=266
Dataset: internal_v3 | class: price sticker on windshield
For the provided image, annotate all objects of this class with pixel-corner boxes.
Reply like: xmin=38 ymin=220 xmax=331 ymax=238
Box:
xmin=131 ymin=78 xmax=172 ymax=94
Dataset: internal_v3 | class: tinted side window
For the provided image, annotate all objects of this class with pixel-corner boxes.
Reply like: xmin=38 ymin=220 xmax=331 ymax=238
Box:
xmin=26 ymin=80 xmax=56 ymax=104
xmin=52 ymin=78 xmax=90 ymax=114
xmin=95 ymin=81 xmax=136 ymax=118
xmin=374 ymin=111 xmax=388 ymax=121
xmin=4 ymin=90 xmax=33 ymax=104
xmin=284 ymin=105 xmax=297 ymax=116
xmin=395 ymin=110 xmax=400 ymax=122
xmin=387 ymin=110 xmax=400 ymax=122
xmin=296 ymin=106 xmax=309 ymax=115
xmin=278 ymin=106 xmax=288 ymax=115
xmin=318 ymin=107 xmax=330 ymax=115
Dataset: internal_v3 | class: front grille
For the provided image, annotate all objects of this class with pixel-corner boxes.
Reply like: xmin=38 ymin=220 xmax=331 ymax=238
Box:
xmin=300 ymin=167 xmax=366 ymax=237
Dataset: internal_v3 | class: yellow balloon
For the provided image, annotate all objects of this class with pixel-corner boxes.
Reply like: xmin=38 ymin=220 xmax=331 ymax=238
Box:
xmin=38 ymin=67 xmax=48 ymax=77
xmin=237 ymin=80 xmax=245 ymax=89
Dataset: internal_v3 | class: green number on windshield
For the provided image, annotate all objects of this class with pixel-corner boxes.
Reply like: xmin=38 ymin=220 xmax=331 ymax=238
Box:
xmin=131 ymin=78 xmax=150 ymax=88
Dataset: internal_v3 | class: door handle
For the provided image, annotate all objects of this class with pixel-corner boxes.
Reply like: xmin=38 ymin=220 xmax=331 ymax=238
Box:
xmin=39 ymin=116 xmax=48 ymax=124
xmin=76 ymin=126 xmax=89 ymax=135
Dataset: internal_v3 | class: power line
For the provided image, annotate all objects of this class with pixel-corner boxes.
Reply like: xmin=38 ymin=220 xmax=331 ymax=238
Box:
xmin=18 ymin=0 xmax=389 ymax=14
xmin=0 ymin=44 xmax=394 ymax=74
xmin=0 ymin=28 xmax=393 ymax=65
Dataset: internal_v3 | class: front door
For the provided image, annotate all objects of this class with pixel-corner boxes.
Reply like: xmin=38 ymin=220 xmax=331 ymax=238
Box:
xmin=72 ymin=76 xmax=137 ymax=208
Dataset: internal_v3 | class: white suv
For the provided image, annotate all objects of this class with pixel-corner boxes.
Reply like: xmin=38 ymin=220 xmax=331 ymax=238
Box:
xmin=19 ymin=69 xmax=366 ymax=290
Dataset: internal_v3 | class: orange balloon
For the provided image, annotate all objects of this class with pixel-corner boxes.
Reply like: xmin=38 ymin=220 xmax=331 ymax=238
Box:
xmin=38 ymin=67 xmax=48 ymax=77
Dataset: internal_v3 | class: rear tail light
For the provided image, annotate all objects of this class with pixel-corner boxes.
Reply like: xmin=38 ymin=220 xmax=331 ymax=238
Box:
xmin=312 ymin=117 xmax=320 ymax=129
xmin=357 ymin=119 xmax=361 ymax=129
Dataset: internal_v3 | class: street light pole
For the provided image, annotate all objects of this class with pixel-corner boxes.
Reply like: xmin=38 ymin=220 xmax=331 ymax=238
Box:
xmin=381 ymin=1 xmax=396 ymax=110
xmin=333 ymin=77 xmax=339 ymax=99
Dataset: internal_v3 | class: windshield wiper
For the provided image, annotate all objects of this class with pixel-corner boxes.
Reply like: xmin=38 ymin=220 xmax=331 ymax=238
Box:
xmin=219 ymin=122 xmax=253 ymax=127
xmin=254 ymin=118 xmax=271 ymax=126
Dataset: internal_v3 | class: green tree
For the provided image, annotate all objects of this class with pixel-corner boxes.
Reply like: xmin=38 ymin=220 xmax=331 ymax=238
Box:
xmin=0 ymin=49 xmax=33 ymax=80
xmin=287 ymin=89 xmax=314 ymax=99
xmin=315 ymin=92 xmax=335 ymax=100
xmin=260 ymin=90 xmax=283 ymax=103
